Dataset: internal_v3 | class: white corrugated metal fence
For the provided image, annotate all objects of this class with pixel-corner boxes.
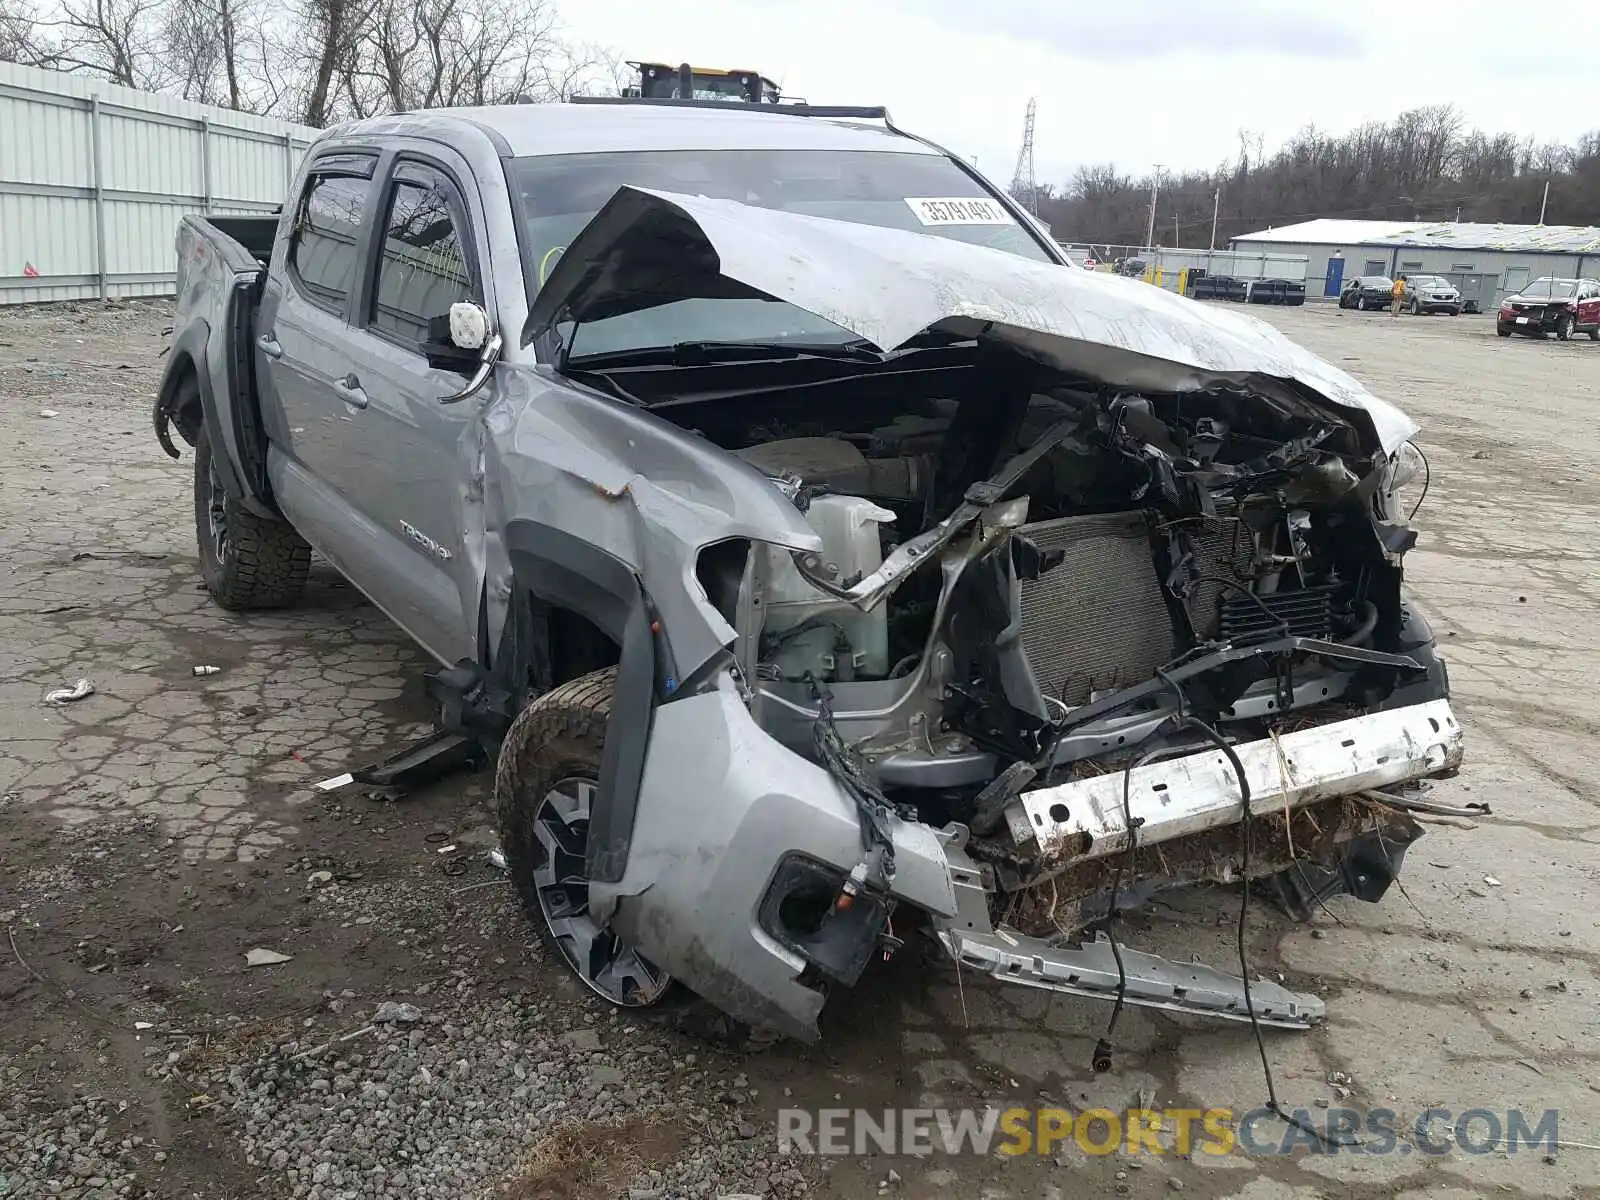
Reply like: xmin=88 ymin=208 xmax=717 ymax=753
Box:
xmin=0 ymin=62 xmax=319 ymax=305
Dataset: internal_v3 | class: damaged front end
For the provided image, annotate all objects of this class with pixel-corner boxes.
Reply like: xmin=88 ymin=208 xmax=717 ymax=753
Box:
xmin=527 ymin=187 xmax=1462 ymax=1041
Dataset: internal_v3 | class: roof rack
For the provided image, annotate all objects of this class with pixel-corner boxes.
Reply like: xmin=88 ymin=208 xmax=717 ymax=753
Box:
xmin=568 ymin=95 xmax=892 ymax=121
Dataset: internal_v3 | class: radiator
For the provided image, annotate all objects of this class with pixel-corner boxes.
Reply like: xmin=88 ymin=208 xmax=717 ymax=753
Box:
xmin=1016 ymin=511 xmax=1252 ymax=706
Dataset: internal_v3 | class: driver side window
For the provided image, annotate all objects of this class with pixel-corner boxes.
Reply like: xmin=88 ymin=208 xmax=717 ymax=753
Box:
xmin=369 ymin=169 xmax=478 ymax=350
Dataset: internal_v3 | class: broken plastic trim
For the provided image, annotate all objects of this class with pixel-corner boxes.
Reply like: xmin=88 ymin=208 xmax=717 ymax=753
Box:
xmin=786 ymin=416 xmax=1083 ymax=610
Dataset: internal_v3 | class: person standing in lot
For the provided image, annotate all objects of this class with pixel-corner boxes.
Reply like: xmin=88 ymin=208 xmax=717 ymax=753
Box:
xmin=1391 ymin=274 xmax=1407 ymax=316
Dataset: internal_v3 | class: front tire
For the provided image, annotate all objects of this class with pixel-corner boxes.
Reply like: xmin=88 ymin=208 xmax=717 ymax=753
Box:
xmin=495 ymin=668 xmax=677 ymax=1011
xmin=1496 ymin=324 xmax=1512 ymax=338
xmin=193 ymin=421 xmax=310 ymax=610
xmin=1557 ymin=313 xmax=1574 ymax=341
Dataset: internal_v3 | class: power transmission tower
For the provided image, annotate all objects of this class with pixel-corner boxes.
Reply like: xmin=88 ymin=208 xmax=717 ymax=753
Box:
xmin=1010 ymin=98 xmax=1038 ymax=215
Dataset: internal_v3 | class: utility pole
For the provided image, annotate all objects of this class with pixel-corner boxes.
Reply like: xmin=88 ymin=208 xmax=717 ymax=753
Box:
xmin=1210 ymin=187 xmax=1220 ymax=250
xmin=1538 ymin=180 xmax=1550 ymax=225
xmin=1145 ymin=165 xmax=1162 ymax=249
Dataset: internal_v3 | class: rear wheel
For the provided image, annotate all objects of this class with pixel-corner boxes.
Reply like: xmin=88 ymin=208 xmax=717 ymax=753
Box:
xmin=193 ymin=420 xmax=310 ymax=610
xmin=1588 ymin=326 xmax=1599 ymax=341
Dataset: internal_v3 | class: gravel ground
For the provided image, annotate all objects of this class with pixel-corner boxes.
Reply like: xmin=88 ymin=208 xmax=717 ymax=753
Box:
xmin=3 ymin=297 xmax=1598 ymax=1200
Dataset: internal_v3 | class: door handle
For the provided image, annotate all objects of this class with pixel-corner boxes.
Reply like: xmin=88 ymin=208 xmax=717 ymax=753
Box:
xmin=258 ymin=333 xmax=283 ymax=359
xmin=333 ymin=374 xmax=368 ymax=409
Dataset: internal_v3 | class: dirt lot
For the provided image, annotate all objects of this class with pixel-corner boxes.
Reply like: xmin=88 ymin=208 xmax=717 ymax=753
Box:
xmin=2 ymin=298 xmax=1598 ymax=1200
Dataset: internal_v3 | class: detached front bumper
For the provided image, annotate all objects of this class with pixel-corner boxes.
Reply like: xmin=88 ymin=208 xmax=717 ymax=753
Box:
xmin=600 ymin=689 xmax=1461 ymax=1040
xmin=591 ymin=680 xmax=958 ymax=1042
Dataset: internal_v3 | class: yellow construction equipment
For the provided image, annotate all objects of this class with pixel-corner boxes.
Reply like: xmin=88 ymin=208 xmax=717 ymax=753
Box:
xmin=625 ymin=62 xmax=782 ymax=104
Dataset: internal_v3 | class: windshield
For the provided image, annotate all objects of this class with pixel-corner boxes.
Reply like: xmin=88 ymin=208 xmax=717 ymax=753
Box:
xmin=1522 ymin=279 xmax=1578 ymax=299
xmin=1411 ymin=275 xmax=1447 ymax=288
xmin=506 ymin=148 xmax=1053 ymax=358
xmin=1360 ymin=276 xmax=1392 ymax=287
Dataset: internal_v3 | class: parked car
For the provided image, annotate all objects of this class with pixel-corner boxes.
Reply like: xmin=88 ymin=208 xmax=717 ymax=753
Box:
xmin=1246 ymin=277 xmax=1306 ymax=306
xmin=1114 ymin=257 xmax=1148 ymax=277
xmin=1188 ymin=273 xmax=1248 ymax=301
xmin=1402 ymin=275 xmax=1461 ymax=315
xmin=152 ymin=99 xmax=1461 ymax=1045
xmin=1339 ymin=275 xmax=1395 ymax=310
xmin=1497 ymin=277 xmax=1600 ymax=340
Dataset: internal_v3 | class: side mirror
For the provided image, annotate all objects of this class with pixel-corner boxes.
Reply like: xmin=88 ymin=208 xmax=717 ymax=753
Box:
xmin=426 ymin=303 xmax=502 ymax=404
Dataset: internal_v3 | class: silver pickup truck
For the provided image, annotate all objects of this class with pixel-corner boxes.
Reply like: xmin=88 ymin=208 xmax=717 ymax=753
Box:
xmin=152 ymin=97 xmax=1464 ymax=1046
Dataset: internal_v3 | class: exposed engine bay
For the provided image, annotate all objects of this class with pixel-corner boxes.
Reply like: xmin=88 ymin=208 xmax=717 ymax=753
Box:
xmin=594 ymin=349 xmax=1450 ymax=950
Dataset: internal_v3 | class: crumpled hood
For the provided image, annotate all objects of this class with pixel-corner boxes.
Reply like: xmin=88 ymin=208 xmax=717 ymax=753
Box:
xmin=527 ymin=186 xmax=1419 ymax=455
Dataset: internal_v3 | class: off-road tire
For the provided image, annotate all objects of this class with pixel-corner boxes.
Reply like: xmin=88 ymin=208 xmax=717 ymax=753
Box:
xmin=193 ymin=421 xmax=310 ymax=610
xmin=494 ymin=667 xmax=776 ymax=1049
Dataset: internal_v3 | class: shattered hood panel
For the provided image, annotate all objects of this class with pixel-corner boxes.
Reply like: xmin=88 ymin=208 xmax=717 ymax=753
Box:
xmin=526 ymin=186 xmax=1419 ymax=455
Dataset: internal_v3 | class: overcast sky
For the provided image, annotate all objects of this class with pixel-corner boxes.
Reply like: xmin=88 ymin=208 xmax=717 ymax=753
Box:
xmin=561 ymin=0 xmax=1600 ymax=189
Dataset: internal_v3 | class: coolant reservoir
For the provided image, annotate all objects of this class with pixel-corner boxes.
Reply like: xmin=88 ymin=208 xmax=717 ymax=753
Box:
xmin=763 ymin=495 xmax=896 ymax=681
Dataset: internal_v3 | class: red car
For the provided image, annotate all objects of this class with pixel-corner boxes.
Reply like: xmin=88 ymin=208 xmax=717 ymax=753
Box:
xmin=1497 ymin=277 xmax=1600 ymax=340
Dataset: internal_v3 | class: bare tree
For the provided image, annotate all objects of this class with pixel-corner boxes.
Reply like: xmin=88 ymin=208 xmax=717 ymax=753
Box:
xmin=1 ymin=0 xmax=48 ymax=64
xmin=41 ymin=0 xmax=167 ymax=86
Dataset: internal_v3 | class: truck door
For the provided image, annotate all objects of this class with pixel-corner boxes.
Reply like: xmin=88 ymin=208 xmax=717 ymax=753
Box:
xmin=317 ymin=154 xmax=493 ymax=664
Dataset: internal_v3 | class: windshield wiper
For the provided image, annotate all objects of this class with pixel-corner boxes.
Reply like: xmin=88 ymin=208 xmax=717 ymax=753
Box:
xmin=566 ymin=339 xmax=887 ymax=370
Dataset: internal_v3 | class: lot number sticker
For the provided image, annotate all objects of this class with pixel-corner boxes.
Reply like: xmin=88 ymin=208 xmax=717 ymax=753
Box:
xmin=904 ymin=197 xmax=1015 ymax=226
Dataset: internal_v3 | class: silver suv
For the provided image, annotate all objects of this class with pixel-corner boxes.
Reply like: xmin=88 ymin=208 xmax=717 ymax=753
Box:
xmin=154 ymin=98 xmax=1463 ymax=1043
xmin=1402 ymin=274 xmax=1462 ymax=315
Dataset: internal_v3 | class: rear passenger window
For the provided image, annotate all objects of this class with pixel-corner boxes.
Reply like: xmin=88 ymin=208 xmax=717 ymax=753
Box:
xmin=370 ymin=178 xmax=476 ymax=348
xmin=290 ymin=174 xmax=370 ymax=313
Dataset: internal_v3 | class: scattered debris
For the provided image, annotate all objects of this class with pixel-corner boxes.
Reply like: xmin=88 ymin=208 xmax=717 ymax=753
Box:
xmin=244 ymin=948 xmax=292 ymax=967
xmin=133 ymin=1021 xmax=154 ymax=1031
xmin=192 ymin=665 xmax=221 ymax=676
xmin=1484 ymin=875 xmax=1503 ymax=887
xmin=314 ymin=773 xmax=354 ymax=791
xmin=1546 ymin=980 xmax=1569 ymax=993
xmin=1471 ymin=450 xmax=1491 ymax=460
xmin=436 ymin=844 xmax=458 ymax=855
xmin=305 ymin=870 xmax=333 ymax=887
xmin=38 ymin=408 xmax=59 ymax=418
xmin=289 ymin=1024 xmax=375 ymax=1062
xmin=373 ymin=1001 xmax=422 ymax=1024
xmin=1516 ymin=1060 xmax=1544 ymax=1076
xmin=489 ymin=847 xmax=508 ymax=871
xmin=43 ymin=678 xmax=94 ymax=704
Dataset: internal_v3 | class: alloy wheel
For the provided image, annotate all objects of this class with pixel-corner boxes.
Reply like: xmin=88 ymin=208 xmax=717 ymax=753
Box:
xmin=531 ymin=775 xmax=673 ymax=1007
xmin=206 ymin=455 xmax=232 ymax=565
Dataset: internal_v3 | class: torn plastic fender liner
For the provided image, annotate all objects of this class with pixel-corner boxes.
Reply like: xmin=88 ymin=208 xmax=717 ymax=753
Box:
xmin=502 ymin=519 xmax=666 ymax=885
xmin=1011 ymin=699 xmax=1464 ymax=863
